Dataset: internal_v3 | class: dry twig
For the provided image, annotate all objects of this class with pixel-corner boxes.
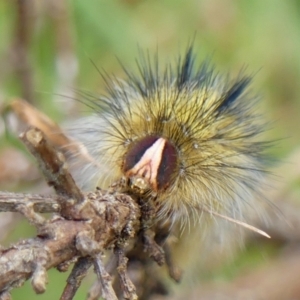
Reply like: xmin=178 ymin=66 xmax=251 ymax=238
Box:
xmin=0 ymin=128 xmax=143 ymax=299
xmin=1 ymin=100 xmax=183 ymax=300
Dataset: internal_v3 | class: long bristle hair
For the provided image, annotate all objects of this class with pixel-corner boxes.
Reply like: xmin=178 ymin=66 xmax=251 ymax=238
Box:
xmin=69 ymin=46 xmax=269 ymax=232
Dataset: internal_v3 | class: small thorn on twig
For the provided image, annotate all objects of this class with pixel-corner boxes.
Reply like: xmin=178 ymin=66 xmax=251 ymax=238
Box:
xmin=115 ymin=247 xmax=138 ymax=300
xmin=163 ymin=242 xmax=182 ymax=283
xmin=17 ymin=201 xmax=46 ymax=227
xmin=142 ymin=229 xmax=165 ymax=266
xmin=60 ymin=257 xmax=93 ymax=300
xmin=31 ymin=265 xmax=48 ymax=294
xmin=94 ymin=254 xmax=118 ymax=300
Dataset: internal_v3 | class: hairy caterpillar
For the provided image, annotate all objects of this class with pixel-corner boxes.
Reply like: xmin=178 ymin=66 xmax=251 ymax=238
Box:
xmin=69 ymin=46 xmax=269 ymax=238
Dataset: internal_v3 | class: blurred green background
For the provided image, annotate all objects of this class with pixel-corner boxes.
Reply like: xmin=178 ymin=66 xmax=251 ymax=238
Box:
xmin=0 ymin=0 xmax=300 ymax=299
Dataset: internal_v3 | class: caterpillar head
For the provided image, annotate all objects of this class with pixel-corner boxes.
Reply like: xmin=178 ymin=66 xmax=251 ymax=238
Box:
xmin=122 ymin=136 xmax=178 ymax=197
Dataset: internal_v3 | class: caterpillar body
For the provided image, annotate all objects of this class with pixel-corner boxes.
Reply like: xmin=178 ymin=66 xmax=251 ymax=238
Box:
xmin=69 ymin=47 xmax=268 ymax=237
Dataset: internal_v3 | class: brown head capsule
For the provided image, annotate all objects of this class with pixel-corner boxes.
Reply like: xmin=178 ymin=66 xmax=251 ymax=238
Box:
xmin=122 ymin=136 xmax=178 ymax=194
